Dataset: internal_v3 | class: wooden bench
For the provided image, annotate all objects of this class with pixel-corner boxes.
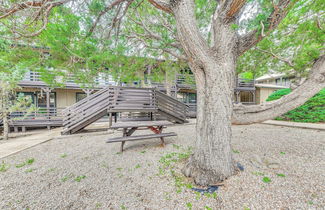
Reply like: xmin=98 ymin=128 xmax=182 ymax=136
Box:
xmin=107 ymin=120 xmax=177 ymax=152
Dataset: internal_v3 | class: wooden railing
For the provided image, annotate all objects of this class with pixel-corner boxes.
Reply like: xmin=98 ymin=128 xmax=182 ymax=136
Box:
xmin=156 ymin=90 xmax=188 ymax=121
xmin=10 ymin=107 xmax=64 ymax=120
xmin=62 ymin=86 xmax=188 ymax=134
xmin=62 ymin=87 xmax=113 ymax=133
xmin=109 ymin=87 xmax=157 ymax=111
xmin=236 ymin=78 xmax=255 ymax=89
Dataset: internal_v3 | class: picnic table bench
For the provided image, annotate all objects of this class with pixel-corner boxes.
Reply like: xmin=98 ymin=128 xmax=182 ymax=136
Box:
xmin=106 ymin=120 xmax=177 ymax=152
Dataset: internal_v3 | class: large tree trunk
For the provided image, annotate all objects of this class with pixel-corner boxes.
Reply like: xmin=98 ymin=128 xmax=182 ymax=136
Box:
xmin=183 ymin=62 xmax=237 ymax=185
xmin=173 ymin=0 xmax=238 ymax=185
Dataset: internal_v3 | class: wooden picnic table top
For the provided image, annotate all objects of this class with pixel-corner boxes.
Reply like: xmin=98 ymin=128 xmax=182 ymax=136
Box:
xmin=110 ymin=120 xmax=173 ymax=129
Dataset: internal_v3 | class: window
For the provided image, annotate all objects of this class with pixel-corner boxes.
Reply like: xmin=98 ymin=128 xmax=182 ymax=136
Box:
xmin=17 ymin=92 xmax=35 ymax=104
xmin=177 ymin=92 xmax=197 ymax=104
xmin=275 ymin=78 xmax=281 ymax=85
xmin=188 ymin=93 xmax=197 ymax=104
xmin=37 ymin=92 xmax=56 ymax=108
xmin=76 ymin=93 xmax=87 ymax=102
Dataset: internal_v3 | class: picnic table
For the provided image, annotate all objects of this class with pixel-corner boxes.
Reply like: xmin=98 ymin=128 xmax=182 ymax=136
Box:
xmin=106 ymin=120 xmax=177 ymax=152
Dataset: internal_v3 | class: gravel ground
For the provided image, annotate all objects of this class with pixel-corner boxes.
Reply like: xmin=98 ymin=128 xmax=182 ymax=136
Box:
xmin=0 ymin=123 xmax=324 ymax=209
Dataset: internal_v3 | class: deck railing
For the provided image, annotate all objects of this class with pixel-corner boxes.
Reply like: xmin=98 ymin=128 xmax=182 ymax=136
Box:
xmin=21 ymin=71 xmax=113 ymax=87
xmin=236 ymin=78 xmax=255 ymax=89
xmin=9 ymin=107 xmax=64 ymax=120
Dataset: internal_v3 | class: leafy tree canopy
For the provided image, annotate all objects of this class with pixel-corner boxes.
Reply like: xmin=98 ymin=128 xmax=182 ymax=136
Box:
xmin=0 ymin=0 xmax=324 ymax=85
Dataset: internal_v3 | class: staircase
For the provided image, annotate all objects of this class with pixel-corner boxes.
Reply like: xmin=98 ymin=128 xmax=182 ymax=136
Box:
xmin=61 ymin=87 xmax=113 ymax=134
xmin=62 ymin=86 xmax=188 ymax=135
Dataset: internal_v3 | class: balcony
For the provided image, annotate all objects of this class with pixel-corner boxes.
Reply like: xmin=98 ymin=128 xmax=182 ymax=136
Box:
xmin=19 ymin=71 xmax=116 ymax=89
xmin=235 ymin=78 xmax=255 ymax=91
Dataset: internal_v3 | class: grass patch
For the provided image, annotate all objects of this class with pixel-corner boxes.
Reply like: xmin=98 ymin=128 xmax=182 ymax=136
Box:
xmin=252 ymin=171 xmax=264 ymax=176
xmin=74 ymin=175 xmax=86 ymax=182
xmin=280 ymin=152 xmax=286 ymax=155
xmin=27 ymin=158 xmax=35 ymax=165
xmin=277 ymin=173 xmax=286 ymax=177
xmin=135 ymin=164 xmax=141 ymax=169
xmin=232 ymin=149 xmax=240 ymax=154
xmin=25 ymin=168 xmax=34 ymax=173
xmin=60 ymin=153 xmax=67 ymax=158
xmin=61 ymin=176 xmax=70 ymax=182
xmin=16 ymin=158 xmax=35 ymax=168
xmin=172 ymin=144 xmax=181 ymax=150
xmin=15 ymin=162 xmax=26 ymax=168
xmin=186 ymin=202 xmax=192 ymax=210
xmin=262 ymin=176 xmax=271 ymax=183
xmin=140 ymin=151 xmax=146 ymax=154
xmin=158 ymin=145 xmax=193 ymax=193
xmin=0 ymin=161 xmax=10 ymax=172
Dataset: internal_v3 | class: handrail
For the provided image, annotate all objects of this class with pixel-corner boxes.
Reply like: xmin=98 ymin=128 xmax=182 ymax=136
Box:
xmin=63 ymin=87 xmax=111 ymax=113
xmin=62 ymin=86 xmax=188 ymax=134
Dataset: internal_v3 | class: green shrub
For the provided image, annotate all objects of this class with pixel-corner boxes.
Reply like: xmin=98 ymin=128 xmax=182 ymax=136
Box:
xmin=266 ymin=88 xmax=325 ymax=123
xmin=266 ymin=88 xmax=291 ymax=101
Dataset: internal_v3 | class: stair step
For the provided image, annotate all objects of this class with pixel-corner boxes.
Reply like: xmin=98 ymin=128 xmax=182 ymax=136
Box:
xmin=106 ymin=132 xmax=177 ymax=143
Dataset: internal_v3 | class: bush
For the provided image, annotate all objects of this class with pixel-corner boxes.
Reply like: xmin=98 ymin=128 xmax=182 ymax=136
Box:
xmin=266 ymin=88 xmax=291 ymax=101
xmin=266 ymin=88 xmax=325 ymax=123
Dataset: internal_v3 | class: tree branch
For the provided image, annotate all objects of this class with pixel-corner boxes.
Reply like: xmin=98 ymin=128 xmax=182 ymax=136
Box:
xmin=255 ymin=47 xmax=295 ymax=69
xmin=86 ymin=0 xmax=130 ymax=37
xmin=233 ymin=54 xmax=325 ymax=124
xmin=128 ymin=13 xmax=182 ymax=50
xmin=172 ymin=0 xmax=212 ymax=68
xmin=0 ymin=0 xmax=70 ymax=19
xmin=147 ymin=0 xmax=172 ymax=14
xmin=226 ymin=0 xmax=247 ymax=19
xmin=238 ymin=0 xmax=295 ymax=56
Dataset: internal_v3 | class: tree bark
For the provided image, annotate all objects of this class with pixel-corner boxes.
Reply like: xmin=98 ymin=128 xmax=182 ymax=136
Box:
xmin=173 ymin=0 xmax=239 ymax=185
xmin=3 ymin=114 xmax=9 ymax=140
xmin=183 ymin=62 xmax=237 ymax=185
xmin=165 ymin=71 xmax=172 ymax=96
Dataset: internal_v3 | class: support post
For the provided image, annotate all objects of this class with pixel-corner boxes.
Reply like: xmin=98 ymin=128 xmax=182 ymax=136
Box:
xmin=82 ymin=89 xmax=94 ymax=97
xmin=121 ymin=128 xmax=127 ymax=152
xmin=42 ymin=87 xmax=53 ymax=128
xmin=235 ymin=91 xmax=240 ymax=104
xmin=109 ymin=113 xmax=113 ymax=127
xmin=252 ymin=91 xmax=256 ymax=104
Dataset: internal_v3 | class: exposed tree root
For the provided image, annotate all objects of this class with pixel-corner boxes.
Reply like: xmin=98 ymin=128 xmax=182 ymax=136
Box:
xmin=182 ymin=156 xmax=236 ymax=186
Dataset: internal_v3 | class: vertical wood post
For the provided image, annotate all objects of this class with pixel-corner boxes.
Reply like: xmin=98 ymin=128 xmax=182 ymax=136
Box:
xmin=82 ymin=89 xmax=94 ymax=97
xmin=235 ymin=91 xmax=240 ymax=104
xmin=42 ymin=87 xmax=53 ymax=130
xmin=120 ymin=128 xmax=127 ymax=152
xmin=109 ymin=112 xmax=113 ymax=127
